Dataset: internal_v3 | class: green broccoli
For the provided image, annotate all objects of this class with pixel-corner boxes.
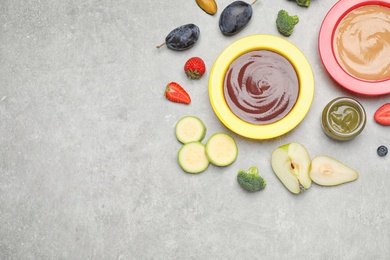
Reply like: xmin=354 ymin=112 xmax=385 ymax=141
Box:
xmin=291 ymin=0 xmax=311 ymax=7
xmin=237 ymin=166 xmax=266 ymax=192
xmin=276 ymin=10 xmax=299 ymax=37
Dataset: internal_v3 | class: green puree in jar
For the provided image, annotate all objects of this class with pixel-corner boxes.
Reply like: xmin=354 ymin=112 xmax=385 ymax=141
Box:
xmin=328 ymin=104 xmax=360 ymax=133
xmin=321 ymin=97 xmax=366 ymax=141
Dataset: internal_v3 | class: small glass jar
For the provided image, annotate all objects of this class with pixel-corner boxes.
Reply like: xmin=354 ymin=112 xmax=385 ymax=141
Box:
xmin=321 ymin=97 xmax=366 ymax=141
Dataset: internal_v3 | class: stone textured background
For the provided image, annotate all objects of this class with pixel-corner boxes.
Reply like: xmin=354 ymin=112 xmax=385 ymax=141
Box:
xmin=1 ymin=0 xmax=389 ymax=259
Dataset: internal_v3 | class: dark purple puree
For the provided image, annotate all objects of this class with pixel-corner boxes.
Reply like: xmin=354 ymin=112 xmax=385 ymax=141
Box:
xmin=224 ymin=50 xmax=299 ymax=125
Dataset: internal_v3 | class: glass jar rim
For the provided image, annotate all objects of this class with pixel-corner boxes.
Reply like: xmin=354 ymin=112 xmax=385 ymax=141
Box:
xmin=322 ymin=97 xmax=366 ymax=140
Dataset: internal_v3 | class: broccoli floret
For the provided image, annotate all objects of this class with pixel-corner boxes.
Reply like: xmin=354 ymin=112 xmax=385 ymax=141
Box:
xmin=237 ymin=166 xmax=266 ymax=192
xmin=276 ymin=10 xmax=299 ymax=37
xmin=291 ymin=0 xmax=311 ymax=7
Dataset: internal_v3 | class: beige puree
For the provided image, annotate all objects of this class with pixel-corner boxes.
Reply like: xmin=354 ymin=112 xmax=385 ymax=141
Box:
xmin=333 ymin=5 xmax=390 ymax=81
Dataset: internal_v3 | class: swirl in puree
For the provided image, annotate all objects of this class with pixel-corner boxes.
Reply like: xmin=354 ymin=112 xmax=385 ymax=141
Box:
xmin=224 ymin=50 xmax=299 ymax=125
xmin=333 ymin=5 xmax=390 ymax=81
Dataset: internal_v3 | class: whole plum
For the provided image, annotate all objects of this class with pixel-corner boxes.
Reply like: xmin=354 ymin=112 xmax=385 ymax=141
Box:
xmin=156 ymin=24 xmax=200 ymax=51
xmin=219 ymin=0 xmax=257 ymax=36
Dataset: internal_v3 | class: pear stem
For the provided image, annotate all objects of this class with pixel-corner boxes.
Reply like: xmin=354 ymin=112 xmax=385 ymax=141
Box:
xmin=251 ymin=0 xmax=258 ymax=6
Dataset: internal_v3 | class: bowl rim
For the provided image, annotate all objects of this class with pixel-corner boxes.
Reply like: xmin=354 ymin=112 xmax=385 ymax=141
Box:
xmin=318 ymin=0 xmax=390 ymax=96
xmin=208 ymin=34 xmax=314 ymax=140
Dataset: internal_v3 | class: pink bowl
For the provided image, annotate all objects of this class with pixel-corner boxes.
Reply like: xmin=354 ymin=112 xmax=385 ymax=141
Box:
xmin=318 ymin=0 xmax=390 ymax=96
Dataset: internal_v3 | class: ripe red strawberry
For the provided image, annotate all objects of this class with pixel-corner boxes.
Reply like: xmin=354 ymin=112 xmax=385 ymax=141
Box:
xmin=184 ymin=57 xmax=206 ymax=79
xmin=165 ymin=82 xmax=191 ymax=104
xmin=374 ymin=103 xmax=390 ymax=125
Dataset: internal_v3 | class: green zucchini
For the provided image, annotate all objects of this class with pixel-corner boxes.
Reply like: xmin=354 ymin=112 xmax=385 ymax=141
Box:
xmin=178 ymin=142 xmax=209 ymax=174
xmin=205 ymin=133 xmax=238 ymax=166
xmin=175 ymin=116 xmax=206 ymax=144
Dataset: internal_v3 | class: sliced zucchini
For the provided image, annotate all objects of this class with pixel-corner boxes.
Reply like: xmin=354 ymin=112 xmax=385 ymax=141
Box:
xmin=205 ymin=132 xmax=238 ymax=166
xmin=178 ymin=142 xmax=209 ymax=174
xmin=175 ymin=116 xmax=206 ymax=144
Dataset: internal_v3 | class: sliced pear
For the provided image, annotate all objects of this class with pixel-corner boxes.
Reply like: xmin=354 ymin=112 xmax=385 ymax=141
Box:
xmin=310 ymin=156 xmax=358 ymax=186
xmin=271 ymin=142 xmax=312 ymax=194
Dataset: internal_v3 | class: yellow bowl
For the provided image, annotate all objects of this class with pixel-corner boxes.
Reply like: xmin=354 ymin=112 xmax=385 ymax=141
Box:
xmin=208 ymin=34 xmax=314 ymax=140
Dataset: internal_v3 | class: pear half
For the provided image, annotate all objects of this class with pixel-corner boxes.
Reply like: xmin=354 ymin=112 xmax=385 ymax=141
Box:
xmin=271 ymin=142 xmax=312 ymax=194
xmin=310 ymin=156 xmax=358 ymax=186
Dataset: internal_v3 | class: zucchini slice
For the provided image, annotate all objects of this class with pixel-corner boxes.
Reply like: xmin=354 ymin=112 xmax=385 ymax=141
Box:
xmin=175 ymin=116 xmax=206 ymax=144
xmin=205 ymin=133 xmax=238 ymax=166
xmin=178 ymin=142 xmax=209 ymax=174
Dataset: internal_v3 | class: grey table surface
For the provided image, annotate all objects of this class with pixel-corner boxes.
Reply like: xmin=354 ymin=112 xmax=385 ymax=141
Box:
xmin=1 ymin=0 xmax=390 ymax=259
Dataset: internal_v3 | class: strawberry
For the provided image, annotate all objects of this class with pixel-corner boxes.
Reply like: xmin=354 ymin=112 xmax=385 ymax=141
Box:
xmin=374 ymin=103 xmax=390 ymax=126
xmin=184 ymin=57 xmax=206 ymax=79
xmin=165 ymin=82 xmax=191 ymax=104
